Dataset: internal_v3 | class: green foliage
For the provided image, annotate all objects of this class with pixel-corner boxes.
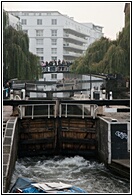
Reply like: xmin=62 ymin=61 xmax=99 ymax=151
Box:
xmin=3 ymin=10 xmax=40 ymax=83
xmin=71 ymin=12 xmax=130 ymax=79
xmin=71 ymin=37 xmax=112 ymax=74
xmin=70 ymin=56 xmax=89 ymax=74
xmin=3 ymin=10 xmax=9 ymax=30
xmin=117 ymin=19 xmax=130 ymax=76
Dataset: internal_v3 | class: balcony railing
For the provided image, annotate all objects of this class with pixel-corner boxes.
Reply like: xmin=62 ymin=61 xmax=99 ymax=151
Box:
xmin=63 ymin=33 xmax=87 ymax=43
xmin=63 ymin=43 xmax=84 ymax=51
xmin=63 ymin=51 xmax=81 ymax=57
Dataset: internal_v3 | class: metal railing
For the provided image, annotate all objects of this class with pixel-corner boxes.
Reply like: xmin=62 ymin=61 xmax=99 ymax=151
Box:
xmin=18 ymin=104 xmax=56 ymax=119
xmin=59 ymin=103 xmax=98 ymax=119
xmin=18 ymin=102 xmax=98 ymax=119
xmin=42 ymin=65 xmax=70 ymax=72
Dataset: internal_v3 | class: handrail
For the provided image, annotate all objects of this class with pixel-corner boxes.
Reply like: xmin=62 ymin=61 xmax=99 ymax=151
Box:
xmin=18 ymin=103 xmax=98 ymax=119
xmin=3 ymin=99 xmax=130 ymax=106
xmin=18 ymin=104 xmax=56 ymax=119
xmin=42 ymin=65 xmax=70 ymax=73
xmin=60 ymin=99 xmax=130 ymax=106
xmin=59 ymin=103 xmax=97 ymax=118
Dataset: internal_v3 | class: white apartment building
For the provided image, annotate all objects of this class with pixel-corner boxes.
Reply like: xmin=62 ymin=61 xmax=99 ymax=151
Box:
xmin=7 ymin=12 xmax=22 ymax=31
xmin=8 ymin=11 xmax=103 ymax=63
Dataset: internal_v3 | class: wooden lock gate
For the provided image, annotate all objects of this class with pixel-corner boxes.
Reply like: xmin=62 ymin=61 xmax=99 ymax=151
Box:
xmin=18 ymin=117 xmax=98 ymax=158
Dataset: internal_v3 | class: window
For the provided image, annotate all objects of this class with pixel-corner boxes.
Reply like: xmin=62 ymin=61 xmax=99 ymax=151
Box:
xmin=51 ymin=29 xmax=57 ymax=36
xmin=29 ymin=13 xmax=34 ymax=16
xmin=52 ymin=19 xmax=57 ymax=25
xmin=51 ymin=39 xmax=57 ymax=45
xmin=22 ymin=12 xmax=29 ymax=16
xmin=51 ymin=48 xmax=57 ymax=54
xmin=36 ymin=38 xmax=43 ymax=45
xmin=36 ymin=30 xmax=43 ymax=36
xmin=40 ymin=56 xmax=44 ymax=61
xmin=51 ymin=73 xmax=57 ymax=79
xmin=36 ymin=48 xmax=43 ymax=54
xmin=51 ymin=56 xmax=57 ymax=61
xmin=36 ymin=13 xmax=41 ymax=16
xmin=23 ymin=30 xmax=28 ymax=34
xmin=37 ymin=19 xmax=42 ymax=25
xmin=21 ymin=19 xmax=27 ymax=25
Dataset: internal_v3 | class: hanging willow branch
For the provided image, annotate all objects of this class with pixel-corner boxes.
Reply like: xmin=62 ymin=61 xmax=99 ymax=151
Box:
xmin=71 ymin=18 xmax=130 ymax=78
xmin=3 ymin=10 xmax=40 ymax=83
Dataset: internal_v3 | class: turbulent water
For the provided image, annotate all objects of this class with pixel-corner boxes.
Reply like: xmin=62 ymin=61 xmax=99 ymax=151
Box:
xmin=10 ymin=155 xmax=130 ymax=194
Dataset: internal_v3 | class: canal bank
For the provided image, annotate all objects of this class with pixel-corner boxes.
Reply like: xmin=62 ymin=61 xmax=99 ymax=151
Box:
xmin=97 ymin=111 xmax=130 ymax=179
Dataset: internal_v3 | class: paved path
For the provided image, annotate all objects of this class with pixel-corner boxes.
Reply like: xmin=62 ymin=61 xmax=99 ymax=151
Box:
xmin=3 ymin=106 xmax=12 ymax=121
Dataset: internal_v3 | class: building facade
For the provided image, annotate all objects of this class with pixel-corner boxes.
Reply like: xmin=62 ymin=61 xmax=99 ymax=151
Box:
xmin=7 ymin=12 xmax=22 ymax=31
xmin=8 ymin=11 xmax=103 ymax=63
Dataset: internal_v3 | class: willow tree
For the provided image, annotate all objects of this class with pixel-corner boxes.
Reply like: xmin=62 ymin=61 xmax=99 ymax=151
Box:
xmin=28 ymin=52 xmax=41 ymax=80
xmin=3 ymin=10 xmax=40 ymax=84
xmin=70 ymin=56 xmax=89 ymax=74
xmin=71 ymin=8 xmax=130 ymax=79
xmin=117 ymin=18 xmax=130 ymax=77
xmin=94 ymin=43 xmax=126 ymax=74
xmin=3 ymin=10 xmax=9 ymax=83
xmin=71 ymin=37 xmax=111 ymax=74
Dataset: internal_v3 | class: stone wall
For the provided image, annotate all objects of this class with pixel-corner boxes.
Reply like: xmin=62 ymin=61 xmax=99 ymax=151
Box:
xmin=3 ymin=117 xmax=19 ymax=193
xmin=96 ymin=118 xmax=109 ymax=163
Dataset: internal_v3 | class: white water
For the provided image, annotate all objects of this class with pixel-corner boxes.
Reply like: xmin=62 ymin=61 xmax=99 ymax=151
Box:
xmin=10 ymin=155 xmax=130 ymax=194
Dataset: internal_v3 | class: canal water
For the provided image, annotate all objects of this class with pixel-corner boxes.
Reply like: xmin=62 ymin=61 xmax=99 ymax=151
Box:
xmin=35 ymin=73 xmax=104 ymax=98
xmin=10 ymin=155 xmax=130 ymax=193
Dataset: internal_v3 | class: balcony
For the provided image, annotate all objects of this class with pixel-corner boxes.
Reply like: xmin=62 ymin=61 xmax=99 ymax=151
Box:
xmin=63 ymin=27 xmax=89 ymax=37
xmin=63 ymin=33 xmax=87 ymax=43
xmin=63 ymin=51 xmax=81 ymax=57
xmin=63 ymin=43 xmax=84 ymax=51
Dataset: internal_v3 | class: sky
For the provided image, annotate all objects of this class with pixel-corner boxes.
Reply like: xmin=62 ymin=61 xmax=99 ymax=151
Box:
xmin=2 ymin=1 xmax=126 ymax=40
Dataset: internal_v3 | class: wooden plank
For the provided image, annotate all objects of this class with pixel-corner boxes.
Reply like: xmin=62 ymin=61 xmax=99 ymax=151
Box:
xmin=60 ymin=138 xmax=96 ymax=144
xmin=61 ymin=128 xmax=96 ymax=132
xmin=20 ymin=138 xmax=55 ymax=144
